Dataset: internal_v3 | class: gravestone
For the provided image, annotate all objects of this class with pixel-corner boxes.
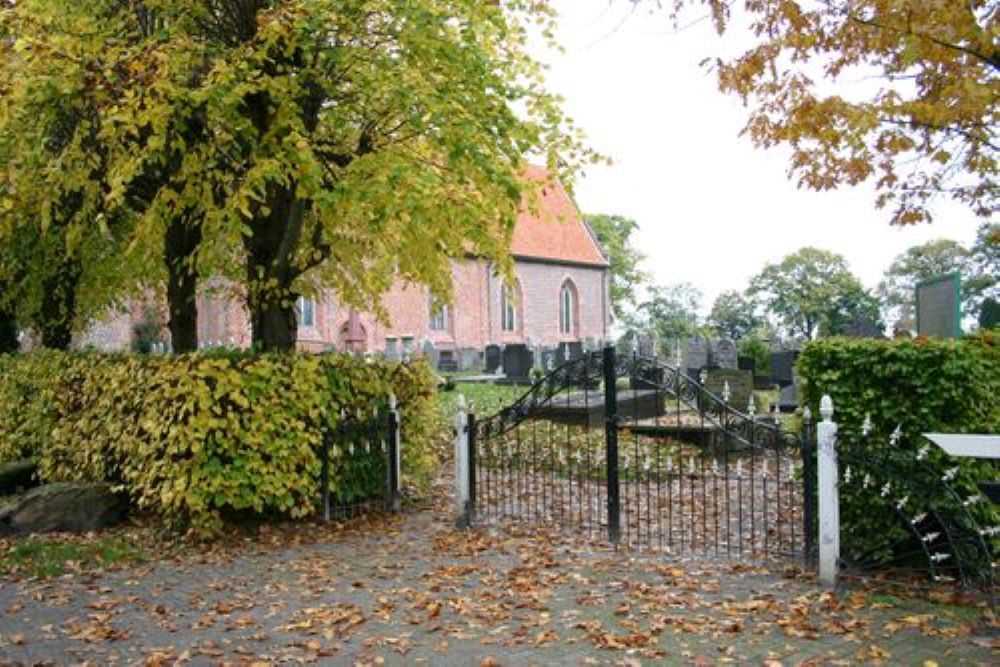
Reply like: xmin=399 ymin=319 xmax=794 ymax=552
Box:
xmin=683 ymin=336 xmax=709 ymax=374
xmin=564 ymin=341 xmax=583 ymax=361
xmin=778 ymin=382 xmax=800 ymax=413
xmin=737 ymin=355 xmax=756 ymax=374
xmin=484 ymin=345 xmax=502 ymax=373
xmin=844 ymin=314 xmax=885 ymax=339
xmin=704 ymin=368 xmax=754 ymax=414
xmin=502 ymin=344 xmax=533 ymax=383
xmin=712 ymin=339 xmax=738 ymax=369
xmin=541 ymin=347 xmax=558 ymax=371
xmin=636 ymin=333 xmax=657 ymax=358
xmin=422 ymin=339 xmax=440 ymax=368
xmin=769 ymin=350 xmax=799 ymax=387
xmin=916 ymin=273 xmax=961 ymax=339
xmin=384 ymin=337 xmax=399 ymax=361
xmin=437 ymin=349 xmax=458 ymax=373
xmin=458 ymin=348 xmax=482 ymax=372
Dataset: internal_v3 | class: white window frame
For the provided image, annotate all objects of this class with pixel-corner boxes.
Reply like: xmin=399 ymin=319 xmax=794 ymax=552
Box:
xmin=501 ymin=283 xmax=518 ymax=332
xmin=560 ymin=283 xmax=575 ymax=335
xmin=297 ymin=296 xmax=316 ymax=327
xmin=429 ymin=297 xmax=448 ymax=331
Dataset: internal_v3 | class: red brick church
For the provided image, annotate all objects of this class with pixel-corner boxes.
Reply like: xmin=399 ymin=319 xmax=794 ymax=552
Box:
xmin=78 ymin=167 xmax=611 ymax=357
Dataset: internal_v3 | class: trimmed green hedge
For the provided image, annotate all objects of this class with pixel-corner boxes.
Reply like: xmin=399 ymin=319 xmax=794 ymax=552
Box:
xmin=798 ymin=333 xmax=999 ymax=568
xmin=0 ymin=351 xmax=437 ymax=536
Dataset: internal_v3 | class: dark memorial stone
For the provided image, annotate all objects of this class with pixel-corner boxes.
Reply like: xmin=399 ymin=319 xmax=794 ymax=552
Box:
xmin=683 ymin=336 xmax=708 ymax=371
xmin=769 ymin=350 xmax=799 ymax=387
xmin=844 ymin=314 xmax=885 ymax=339
xmin=916 ymin=273 xmax=961 ymax=339
xmin=484 ymin=345 xmax=501 ymax=373
xmin=502 ymin=344 xmax=533 ymax=383
xmin=704 ymin=368 xmax=753 ymax=413
xmin=737 ymin=355 xmax=756 ymax=373
xmin=541 ymin=347 xmax=558 ymax=371
xmin=437 ymin=349 xmax=458 ymax=373
xmin=778 ymin=382 xmax=800 ymax=413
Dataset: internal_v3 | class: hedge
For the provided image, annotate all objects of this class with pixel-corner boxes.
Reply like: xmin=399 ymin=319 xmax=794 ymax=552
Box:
xmin=797 ymin=332 xmax=999 ymax=567
xmin=0 ymin=351 xmax=437 ymax=536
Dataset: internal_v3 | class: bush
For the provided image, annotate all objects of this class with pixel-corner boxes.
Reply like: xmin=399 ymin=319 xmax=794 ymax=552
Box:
xmin=0 ymin=351 xmax=437 ymax=536
xmin=797 ymin=333 xmax=999 ymax=566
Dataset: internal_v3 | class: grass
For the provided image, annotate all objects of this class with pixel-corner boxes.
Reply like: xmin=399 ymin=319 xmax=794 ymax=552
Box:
xmin=0 ymin=534 xmax=146 ymax=578
xmin=438 ymin=381 xmax=526 ymax=419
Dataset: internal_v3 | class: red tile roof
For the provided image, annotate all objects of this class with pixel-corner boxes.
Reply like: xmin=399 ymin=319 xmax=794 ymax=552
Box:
xmin=511 ymin=166 xmax=608 ymax=267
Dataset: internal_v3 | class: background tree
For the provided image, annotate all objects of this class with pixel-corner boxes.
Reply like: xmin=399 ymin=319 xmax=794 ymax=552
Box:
xmin=821 ymin=284 xmax=885 ymax=337
xmin=749 ymin=247 xmax=869 ymax=340
xmin=968 ymin=222 xmax=999 ymax=321
xmin=707 ymin=289 xmax=761 ymax=340
xmin=635 ymin=282 xmax=702 ymax=350
xmin=656 ymin=1 xmax=997 ymax=225
xmin=584 ymin=213 xmax=649 ymax=322
xmin=877 ymin=238 xmax=974 ymax=331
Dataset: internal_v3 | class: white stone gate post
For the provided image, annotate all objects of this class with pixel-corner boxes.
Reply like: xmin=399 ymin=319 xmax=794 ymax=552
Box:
xmin=818 ymin=395 xmax=840 ymax=587
xmin=454 ymin=395 xmax=470 ymax=525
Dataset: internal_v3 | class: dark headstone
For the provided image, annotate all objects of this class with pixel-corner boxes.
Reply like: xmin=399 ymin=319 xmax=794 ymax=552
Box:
xmin=437 ymin=349 xmax=458 ymax=373
xmin=778 ymin=382 xmax=800 ymax=413
xmin=704 ymin=368 xmax=754 ymax=414
xmin=563 ymin=341 xmax=583 ymax=361
xmin=422 ymin=339 xmax=440 ymax=367
xmin=384 ymin=337 xmax=399 ymax=361
xmin=0 ymin=459 xmax=37 ymax=495
xmin=916 ymin=273 xmax=961 ymax=339
xmin=769 ymin=350 xmax=799 ymax=387
xmin=712 ymin=339 xmax=738 ymax=369
xmin=484 ymin=345 xmax=502 ymax=373
xmin=843 ymin=314 xmax=885 ymax=339
xmin=0 ymin=482 xmax=127 ymax=535
xmin=737 ymin=355 xmax=756 ymax=374
xmin=502 ymin=344 xmax=533 ymax=383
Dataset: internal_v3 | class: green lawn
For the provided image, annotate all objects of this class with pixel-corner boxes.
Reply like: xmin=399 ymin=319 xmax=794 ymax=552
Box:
xmin=0 ymin=534 xmax=146 ymax=578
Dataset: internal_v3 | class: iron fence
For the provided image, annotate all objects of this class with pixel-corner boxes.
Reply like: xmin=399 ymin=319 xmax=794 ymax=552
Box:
xmin=319 ymin=405 xmax=400 ymax=520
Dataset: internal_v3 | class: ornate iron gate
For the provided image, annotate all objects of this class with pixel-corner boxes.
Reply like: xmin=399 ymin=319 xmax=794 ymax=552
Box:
xmin=466 ymin=346 xmax=814 ymax=560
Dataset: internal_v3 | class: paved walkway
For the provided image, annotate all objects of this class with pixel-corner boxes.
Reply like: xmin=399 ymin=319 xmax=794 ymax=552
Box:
xmin=0 ymin=506 xmax=996 ymax=665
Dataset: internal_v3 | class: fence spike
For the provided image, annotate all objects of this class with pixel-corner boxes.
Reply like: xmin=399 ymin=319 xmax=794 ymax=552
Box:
xmin=941 ymin=467 xmax=959 ymax=482
xmin=922 ymin=532 xmax=941 ymax=543
xmin=979 ymin=526 xmax=1000 ymax=538
xmin=911 ymin=513 xmax=927 ymax=526
xmin=880 ymin=481 xmax=892 ymax=498
xmin=722 ymin=381 xmax=731 ymax=404
xmin=747 ymin=395 xmax=756 ymax=417
xmin=895 ymin=495 xmax=909 ymax=510
xmin=389 ymin=392 xmax=398 ymax=410
xmin=916 ymin=444 xmax=929 ymax=461
xmin=889 ymin=424 xmax=902 ymax=446
xmin=862 ymin=414 xmax=873 ymax=436
xmin=844 ymin=465 xmax=852 ymax=483
xmin=963 ymin=495 xmax=982 ymax=507
xmin=802 ymin=405 xmax=812 ymax=423
xmin=930 ymin=552 xmax=951 ymax=562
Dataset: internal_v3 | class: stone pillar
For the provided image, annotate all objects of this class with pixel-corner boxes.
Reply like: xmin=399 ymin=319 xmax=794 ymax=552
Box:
xmin=818 ymin=395 xmax=839 ymax=587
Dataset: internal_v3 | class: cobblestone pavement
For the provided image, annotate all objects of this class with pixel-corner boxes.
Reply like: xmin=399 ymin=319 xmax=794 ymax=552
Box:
xmin=0 ymin=507 xmax=996 ymax=666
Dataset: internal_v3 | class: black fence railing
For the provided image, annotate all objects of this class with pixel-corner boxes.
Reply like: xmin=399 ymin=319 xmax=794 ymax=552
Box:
xmin=319 ymin=405 xmax=401 ymax=520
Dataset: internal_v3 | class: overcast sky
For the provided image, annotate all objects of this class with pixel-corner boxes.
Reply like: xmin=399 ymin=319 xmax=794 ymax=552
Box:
xmin=536 ymin=1 xmax=984 ymax=312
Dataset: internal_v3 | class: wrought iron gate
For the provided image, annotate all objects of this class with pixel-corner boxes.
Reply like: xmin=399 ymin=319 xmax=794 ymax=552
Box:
xmin=466 ymin=346 xmax=814 ymax=560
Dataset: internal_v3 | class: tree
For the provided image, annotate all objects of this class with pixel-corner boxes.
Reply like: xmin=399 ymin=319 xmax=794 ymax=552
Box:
xmin=707 ymin=290 xmax=761 ymax=340
xmin=968 ymin=222 xmax=999 ymax=318
xmin=635 ymin=282 xmax=702 ymax=348
xmin=877 ymin=238 xmax=973 ymax=331
xmin=584 ymin=213 xmax=649 ymax=321
xmin=657 ymin=1 xmax=997 ymax=225
xmin=0 ymin=1 xmax=151 ymax=349
xmin=821 ymin=283 xmax=885 ymax=337
xmin=103 ymin=0 xmax=589 ymax=352
xmin=749 ymin=247 xmax=869 ymax=340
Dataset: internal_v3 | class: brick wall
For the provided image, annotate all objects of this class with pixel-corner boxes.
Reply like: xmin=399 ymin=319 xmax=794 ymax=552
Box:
xmin=74 ymin=257 xmax=609 ymax=353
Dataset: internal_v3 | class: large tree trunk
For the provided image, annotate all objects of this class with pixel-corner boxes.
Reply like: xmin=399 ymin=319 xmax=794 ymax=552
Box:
xmin=38 ymin=258 xmax=81 ymax=350
xmin=244 ymin=188 xmax=306 ymax=353
xmin=164 ymin=212 xmax=202 ymax=353
xmin=0 ymin=306 xmax=18 ymax=354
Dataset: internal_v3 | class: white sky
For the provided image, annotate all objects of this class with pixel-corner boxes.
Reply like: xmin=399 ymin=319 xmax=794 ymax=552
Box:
xmin=536 ymin=1 xmax=983 ymax=312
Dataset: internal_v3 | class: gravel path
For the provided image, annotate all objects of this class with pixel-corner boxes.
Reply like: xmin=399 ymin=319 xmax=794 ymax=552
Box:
xmin=0 ymin=506 xmax=996 ymax=665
